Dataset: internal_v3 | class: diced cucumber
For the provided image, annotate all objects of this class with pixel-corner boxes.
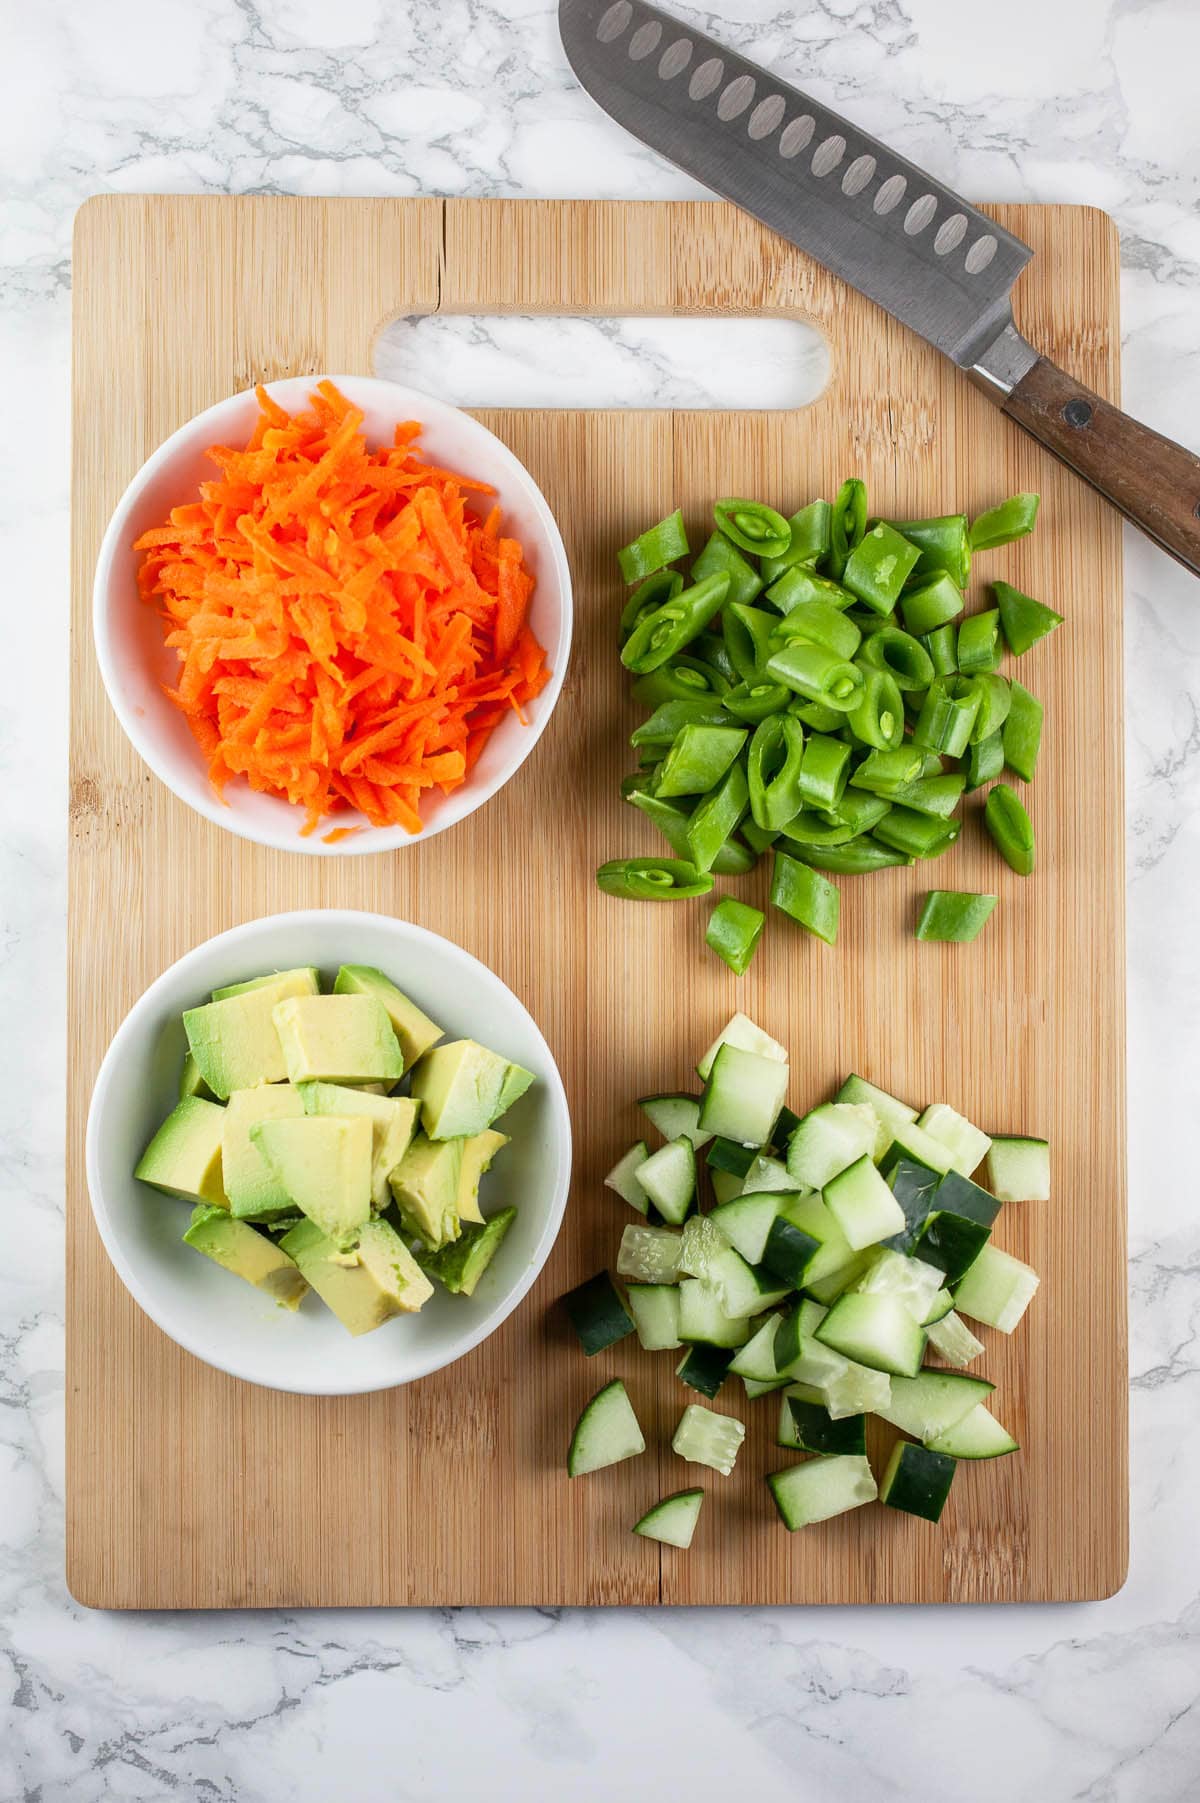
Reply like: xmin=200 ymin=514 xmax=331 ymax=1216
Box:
xmin=874 ymin=1369 xmax=994 ymax=1440
xmin=706 ymin=1136 xmax=758 ymax=1177
xmin=925 ymin=1309 xmax=985 ymax=1367
xmin=710 ymin=1191 xmax=787 ymax=1265
xmin=804 ymin=1248 xmax=876 ymax=1303
xmin=771 ymin=1190 xmax=854 ymax=1285
xmin=770 ymin=1105 xmax=802 ymax=1152
xmin=820 ymin=1360 xmax=892 ymax=1420
xmin=882 ymin=1157 xmax=943 ymax=1253
xmin=617 ymin=1223 xmax=683 ymax=1284
xmin=984 ymin=1135 xmax=1050 ymax=1202
xmin=786 ymin=1396 xmax=867 ymax=1456
xmin=568 ymin=1379 xmax=646 ymax=1477
xmin=677 ymin=1278 xmax=752 ymax=1348
xmin=605 ymin=1141 xmax=650 ymax=1214
xmin=672 ymin=1402 xmax=746 ymax=1476
xmin=766 ymin=1455 xmax=877 ymax=1529
xmin=835 ymin=1073 xmax=918 ymax=1151
xmin=633 ymin=1488 xmax=705 ymax=1549
xmin=815 ymin=1293 xmax=926 ymax=1377
xmin=926 ymin=1402 xmax=1019 ymax=1458
xmin=880 ymin=1440 xmax=956 ymax=1523
xmin=698 ymin=1043 xmax=790 ymax=1148
xmin=776 ymin=1381 xmax=828 ymax=1446
xmin=922 ymin=1287 xmax=955 ymax=1326
xmin=729 ymin=1313 xmax=783 ymax=1379
xmin=953 ymin=1243 xmax=1040 ymax=1332
xmin=676 ymin=1343 xmax=736 ymax=1397
xmin=710 ymin=1169 xmax=744 ymax=1206
xmin=742 ymin=1153 xmax=804 ymax=1193
xmin=786 ymin=1102 xmax=878 ymax=1188
xmin=639 ymin=1092 xmax=713 ymax=1150
xmin=760 ymin=1208 xmax=823 ymax=1288
xmin=678 ymin=1213 xmax=728 ymax=1280
xmin=918 ymin=1102 xmax=992 ymax=1178
xmin=744 ymin=1375 xmax=789 ymax=1400
xmin=696 ymin=1012 xmax=788 ymax=1081
xmin=626 ymin=1284 xmax=682 ymax=1351
xmin=823 ymin=1154 xmax=907 ymax=1250
xmin=880 ymin=1120 xmax=954 ymax=1177
xmin=912 ymin=1209 xmax=990 ymax=1285
xmin=635 ymin=1137 xmax=696 ymax=1224
xmin=563 ymin=1272 xmax=635 ymax=1356
xmin=707 ymin=1243 xmax=793 ymax=1319
xmin=855 ymin=1248 xmax=945 ymax=1322
xmin=932 ymin=1168 xmax=1003 ymax=1227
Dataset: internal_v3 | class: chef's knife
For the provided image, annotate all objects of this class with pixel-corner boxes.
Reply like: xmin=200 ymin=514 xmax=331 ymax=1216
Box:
xmin=559 ymin=0 xmax=1200 ymax=576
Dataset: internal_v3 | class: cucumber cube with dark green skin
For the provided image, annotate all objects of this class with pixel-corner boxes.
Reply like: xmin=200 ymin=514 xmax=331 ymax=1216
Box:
xmin=880 ymin=1440 xmax=958 ymax=1523
xmin=419 ymin=1207 xmax=517 ymax=1297
xmin=880 ymin=1157 xmax=943 ymax=1253
xmin=771 ymin=1105 xmax=802 ymax=1153
xmin=787 ymin=1398 xmax=867 ymax=1456
xmin=675 ymin=1343 xmax=736 ymax=1398
xmin=563 ymin=1271 xmax=636 ymax=1356
xmin=706 ymin=1137 xmax=759 ymax=1178
xmin=933 ymin=1169 xmax=1003 ymax=1228
xmin=912 ymin=1210 xmax=991 ymax=1285
xmin=760 ymin=1215 xmax=822 ymax=1287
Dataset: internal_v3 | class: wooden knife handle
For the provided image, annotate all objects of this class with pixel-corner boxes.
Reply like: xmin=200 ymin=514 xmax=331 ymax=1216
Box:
xmin=1002 ymin=356 xmax=1200 ymax=576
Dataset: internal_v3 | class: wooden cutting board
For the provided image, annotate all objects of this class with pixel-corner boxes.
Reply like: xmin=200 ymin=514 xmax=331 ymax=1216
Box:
xmin=68 ymin=195 xmax=1126 ymax=1607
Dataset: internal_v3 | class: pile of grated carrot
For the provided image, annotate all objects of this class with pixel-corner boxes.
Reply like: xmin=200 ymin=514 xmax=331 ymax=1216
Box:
xmin=134 ymin=379 xmax=550 ymax=838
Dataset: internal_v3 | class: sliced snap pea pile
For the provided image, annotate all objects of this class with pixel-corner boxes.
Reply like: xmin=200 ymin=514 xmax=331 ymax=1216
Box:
xmin=599 ymin=484 xmax=1063 ymax=964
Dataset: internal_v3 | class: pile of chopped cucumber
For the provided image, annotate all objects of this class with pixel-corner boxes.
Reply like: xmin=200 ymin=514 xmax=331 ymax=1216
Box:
xmin=134 ymin=963 xmax=532 ymax=1336
xmin=599 ymin=486 xmax=1062 ymax=961
xmin=564 ymin=1012 xmax=1048 ymax=1542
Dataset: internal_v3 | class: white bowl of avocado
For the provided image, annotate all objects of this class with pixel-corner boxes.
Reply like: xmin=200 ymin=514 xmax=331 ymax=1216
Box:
xmin=86 ymin=910 xmax=572 ymax=1393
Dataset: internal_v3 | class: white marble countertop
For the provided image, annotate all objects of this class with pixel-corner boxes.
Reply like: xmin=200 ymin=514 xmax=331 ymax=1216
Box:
xmin=5 ymin=1 xmax=1200 ymax=1796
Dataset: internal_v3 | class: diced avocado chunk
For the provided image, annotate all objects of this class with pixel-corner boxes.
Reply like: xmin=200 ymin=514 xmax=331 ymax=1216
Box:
xmin=333 ymin=965 xmax=443 ymax=1067
xmin=212 ymin=966 xmax=320 ymax=1003
xmin=222 ymin=1085 xmax=307 ymax=1220
xmin=280 ymin=1216 xmax=433 ymax=1334
xmin=251 ymin=1113 xmax=373 ymax=1249
xmin=410 ymin=1039 xmax=533 ymax=1140
xmin=420 ymin=1206 xmax=517 ymax=1297
xmin=183 ymin=970 xmax=316 ymax=1097
xmin=389 ymin=1133 xmax=464 ymax=1249
xmin=298 ymin=1082 xmax=419 ymax=1208
xmin=135 ymin=1097 xmax=228 ymax=1206
xmin=184 ymin=1205 xmax=308 ymax=1309
xmin=178 ymin=1052 xmax=214 ymax=1102
xmin=455 ymin=1129 xmax=509 ymax=1225
xmin=272 ymin=995 xmax=405 ymax=1086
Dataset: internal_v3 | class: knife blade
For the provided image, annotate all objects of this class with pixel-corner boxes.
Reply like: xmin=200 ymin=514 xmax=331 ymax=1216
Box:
xmin=559 ymin=0 xmax=1200 ymax=576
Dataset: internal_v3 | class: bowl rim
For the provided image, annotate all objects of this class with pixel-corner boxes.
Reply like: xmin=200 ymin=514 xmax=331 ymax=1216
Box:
xmin=84 ymin=908 xmax=573 ymax=1394
xmin=91 ymin=374 xmax=573 ymax=857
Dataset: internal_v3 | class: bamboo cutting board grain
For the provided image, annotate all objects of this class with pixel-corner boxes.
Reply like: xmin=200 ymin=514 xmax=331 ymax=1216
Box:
xmin=68 ymin=196 xmax=1126 ymax=1607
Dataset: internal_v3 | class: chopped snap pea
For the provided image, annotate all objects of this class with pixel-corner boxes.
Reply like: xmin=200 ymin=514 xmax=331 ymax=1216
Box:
xmin=994 ymin=580 xmax=1064 ymax=657
xmin=915 ymin=891 xmax=998 ymax=942
xmin=969 ymin=492 xmax=1040 ymax=552
xmin=706 ymin=898 xmax=765 ymax=975
xmin=771 ymin=850 xmax=840 ymax=944
xmin=1002 ymin=680 xmax=1044 ymax=781
xmin=984 ymin=783 xmax=1036 ymax=876
xmin=618 ymin=509 xmax=690 ymax=584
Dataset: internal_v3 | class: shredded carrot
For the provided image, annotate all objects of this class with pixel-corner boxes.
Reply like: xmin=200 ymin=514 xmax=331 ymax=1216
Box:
xmin=134 ymin=382 xmax=550 ymax=835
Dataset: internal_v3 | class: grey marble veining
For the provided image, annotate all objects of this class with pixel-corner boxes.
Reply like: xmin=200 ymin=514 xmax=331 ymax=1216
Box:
xmin=4 ymin=0 xmax=1200 ymax=1797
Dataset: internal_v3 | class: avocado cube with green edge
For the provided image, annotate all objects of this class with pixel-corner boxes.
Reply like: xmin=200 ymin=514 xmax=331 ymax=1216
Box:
xmin=419 ymin=1206 xmax=517 ymax=1297
xmin=222 ymin=1085 xmax=307 ymax=1219
xmin=410 ymin=1039 xmax=534 ymax=1140
xmin=454 ymin=1129 xmax=509 ymax=1225
xmin=880 ymin=1439 xmax=957 ymax=1523
xmin=250 ymin=1113 xmax=372 ymax=1249
xmin=212 ymin=966 xmax=320 ymax=1002
xmin=183 ymin=970 xmax=318 ymax=1097
xmin=178 ymin=1052 xmax=215 ymax=1102
xmin=563 ymin=1270 xmax=635 ymax=1354
xmin=184 ymin=1205 xmax=309 ymax=1308
xmin=388 ymin=1134 xmax=464 ymax=1250
xmin=333 ymin=964 xmax=443 ymax=1066
xmin=272 ymin=995 xmax=404 ymax=1087
xmin=280 ymin=1215 xmax=432 ymax=1333
xmin=298 ymin=1081 xmax=419 ymax=1208
xmin=135 ymin=1097 xmax=228 ymax=1206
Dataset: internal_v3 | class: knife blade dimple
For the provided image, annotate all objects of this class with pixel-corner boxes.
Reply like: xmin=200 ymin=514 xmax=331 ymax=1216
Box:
xmin=558 ymin=0 xmax=1033 ymax=372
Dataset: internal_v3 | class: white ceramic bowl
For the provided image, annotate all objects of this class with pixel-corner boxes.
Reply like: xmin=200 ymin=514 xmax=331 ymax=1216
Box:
xmin=85 ymin=910 xmax=572 ymax=1394
xmin=93 ymin=376 xmax=572 ymax=855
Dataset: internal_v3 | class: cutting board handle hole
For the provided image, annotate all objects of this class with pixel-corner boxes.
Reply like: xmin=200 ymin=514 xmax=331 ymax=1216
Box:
xmin=372 ymin=313 xmax=830 ymax=411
